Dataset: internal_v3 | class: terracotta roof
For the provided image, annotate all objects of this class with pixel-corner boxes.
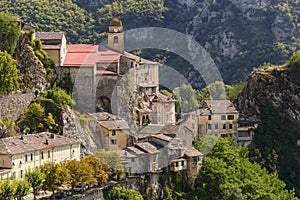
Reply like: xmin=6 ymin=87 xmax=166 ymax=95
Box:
xmin=98 ymin=46 xmax=121 ymax=63
xmin=62 ymin=44 xmax=98 ymax=67
xmin=35 ymin=32 xmax=64 ymax=40
xmin=66 ymin=44 xmax=98 ymax=52
xmin=99 ymin=120 xmax=129 ymax=130
xmin=184 ymin=147 xmax=202 ymax=157
xmin=135 ymin=142 xmax=159 ymax=154
xmin=0 ymin=132 xmax=80 ymax=155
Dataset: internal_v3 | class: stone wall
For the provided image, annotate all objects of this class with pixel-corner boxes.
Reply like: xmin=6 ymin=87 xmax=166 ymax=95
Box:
xmin=64 ymin=188 xmax=104 ymax=200
xmin=0 ymin=93 xmax=35 ymax=121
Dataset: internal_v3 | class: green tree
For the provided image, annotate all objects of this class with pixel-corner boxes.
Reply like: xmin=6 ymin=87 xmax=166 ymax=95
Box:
xmin=81 ymin=155 xmax=110 ymax=184
xmin=25 ymin=167 xmax=45 ymax=200
xmin=105 ymin=187 xmax=144 ymax=200
xmin=44 ymin=84 xmax=74 ymax=107
xmin=95 ymin=150 xmax=124 ymax=173
xmin=194 ymin=137 xmax=298 ymax=200
xmin=14 ymin=179 xmax=31 ymax=200
xmin=40 ymin=162 xmax=70 ymax=199
xmin=173 ymin=84 xmax=199 ymax=113
xmin=62 ymin=159 xmax=96 ymax=191
xmin=0 ymin=51 xmax=19 ymax=94
xmin=0 ymin=179 xmax=16 ymax=200
xmin=287 ymin=50 xmax=300 ymax=70
xmin=0 ymin=12 xmax=20 ymax=54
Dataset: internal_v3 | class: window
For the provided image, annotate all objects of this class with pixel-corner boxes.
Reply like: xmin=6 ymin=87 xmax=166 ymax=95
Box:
xmin=113 ymin=36 xmax=118 ymax=43
xmin=181 ymin=161 xmax=185 ymax=166
xmin=208 ymin=115 xmax=212 ymax=120
xmin=207 ymin=124 xmax=212 ymax=129
xmin=221 ymin=115 xmax=226 ymax=120
xmin=112 ymin=130 xmax=116 ymax=136
xmin=12 ymin=156 xmax=16 ymax=166
xmin=25 ymin=154 xmax=28 ymax=162
xmin=165 ymin=114 xmax=168 ymax=122
xmin=110 ymin=139 xmax=117 ymax=145
xmin=41 ymin=151 xmax=44 ymax=160
xmin=227 ymin=115 xmax=234 ymax=120
xmin=30 ymin=153 xmax=33 ymax=161
xmin=165 ymin=105 xmax=169 ymax=112
xmin=20 ymin=170 xmax=23 ymax=178
xmin=215 ymin=124 xmax=218 ymax=129
xmin=48 ymin=150 xmax=51 ymax=159
xmin=229 ymin=124 xmax=233 ymax=129
xmin=238 ymin=131 xmax=251 ymax=138
xmin=223 ymin=124 xmax=226 ymax=129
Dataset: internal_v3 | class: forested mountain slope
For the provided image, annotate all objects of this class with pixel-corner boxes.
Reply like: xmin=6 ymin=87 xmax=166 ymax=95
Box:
xmin=1 ymin=0 xmax=299 ymax=87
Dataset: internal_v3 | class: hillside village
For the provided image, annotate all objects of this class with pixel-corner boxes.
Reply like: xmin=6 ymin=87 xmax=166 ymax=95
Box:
xmin=1 ymin=13 xmax=297 ymax=200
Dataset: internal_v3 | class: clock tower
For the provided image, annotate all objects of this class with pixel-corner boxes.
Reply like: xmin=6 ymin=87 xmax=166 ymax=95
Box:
xmin=107 ymin=16 xmax=124 ymax=53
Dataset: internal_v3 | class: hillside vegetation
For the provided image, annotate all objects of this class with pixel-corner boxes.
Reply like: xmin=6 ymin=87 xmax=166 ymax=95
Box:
xmin=1 ymin=0 xmax=300 ymax=86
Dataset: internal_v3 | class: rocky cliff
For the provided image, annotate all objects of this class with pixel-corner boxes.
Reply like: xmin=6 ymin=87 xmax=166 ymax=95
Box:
xmin=14 ymin=32 xmax=49 ymax=91
xmin=237 ymin=66 xmax=300 ymax=124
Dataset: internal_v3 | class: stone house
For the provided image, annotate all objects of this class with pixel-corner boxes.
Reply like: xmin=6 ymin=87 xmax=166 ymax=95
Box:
xmin=236 ymin=119 xmax=258 ymax=146
xmin=181 ymin=100 xmax=238 ymax=141
xmin=119 ymin=124 xmax=202 ymax=176
xmin=0 ymin=132 xmax=80 ymax=179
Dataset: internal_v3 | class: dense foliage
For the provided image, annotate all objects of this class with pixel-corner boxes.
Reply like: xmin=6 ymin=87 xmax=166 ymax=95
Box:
xmin=0 ymin=12 xmax=20 ymax=54
xmin=287 ymin=50 xmax=300 ymax=70
xmin=252 ymin=104 xmax=300 ymax=196
xmin=193 ymin=137 xmax=298 ymax=200
xmin=104 ymin=186 xmax=144 ymax=200
xmin=0 ymin=51 xmax=19 ymax=94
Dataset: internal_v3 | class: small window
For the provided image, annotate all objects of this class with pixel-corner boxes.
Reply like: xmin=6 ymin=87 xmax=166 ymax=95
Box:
xmin=48 ymin=150 xmax=51 ymax=159
xmin=208 ymin=115 xmax=212 ymax=120
xmin=181 ymin=161 xmax=185 ymax=166
xmin=113 ymin=36 xmax=118 ymax=43
xmin=41 ymin=151 xmax=44 ymax=160
xmin=112 ymin=130 xmax=116 ymax=136
xmin=221 ymin=115 xmax=226 ymax=120
xmin=207 ymin=124 xmax=212 ymax=129
xmin=215 ymin=124 xmax=218 ymax=129
xmin=229 ymin=124 xmax=233 ymax=129
xmin=30 ymin=153 xmax=33 ymax=161
xmin=25 ymin=155 xmax=28 ymax=162
xmin=165 ymin=105 xmax=169 ymax=112
xmin=223 ymin=124 xmax=226 ymax=129
xmin=110 ymin=139 xmax=117 ymax=145
xmin=20 ymin=170 xmax=23 ymax=178
xmin=227 ymin=115 xmax=234 ymax=120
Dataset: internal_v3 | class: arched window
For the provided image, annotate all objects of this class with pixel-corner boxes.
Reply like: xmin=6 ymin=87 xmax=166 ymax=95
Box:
xmin=114 ymin=36 xmax=118 ymax=43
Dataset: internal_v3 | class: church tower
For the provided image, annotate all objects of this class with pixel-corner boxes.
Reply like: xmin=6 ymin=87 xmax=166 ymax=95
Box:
xmin=107 ymin=16 xmax=124 ymax=53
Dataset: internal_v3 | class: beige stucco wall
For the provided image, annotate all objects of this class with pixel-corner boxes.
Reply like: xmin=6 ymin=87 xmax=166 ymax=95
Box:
xmin=0 ymin=143 xmax=80 ymax=179
xmin=151 ymin=101 xmax=176 ymax=125
xmin=100 ymin=126 xmax=129 ymax=151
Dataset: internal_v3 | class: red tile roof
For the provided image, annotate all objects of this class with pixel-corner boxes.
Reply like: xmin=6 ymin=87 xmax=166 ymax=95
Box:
xmin=63 ymin=44 xmax=98 ymax=67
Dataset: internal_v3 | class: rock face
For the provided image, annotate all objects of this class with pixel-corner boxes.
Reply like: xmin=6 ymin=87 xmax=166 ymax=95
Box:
xmin=62 ymin=106 xmax=97 ymax=156
xmin=0 ymin=93 xmax=35 ymax=121
xmin=237 ymin=66 xmax=300 ymax=123
xmin=14 ymin=32 xmax=49 ymax=92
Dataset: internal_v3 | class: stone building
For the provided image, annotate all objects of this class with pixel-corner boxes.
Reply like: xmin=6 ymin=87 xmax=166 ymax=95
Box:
xmin=0 ymin=132 xmax=80 ymax=179
xmin=36 ymin=16 xmax=175 ymax=127
xmin=180 ymin=100 xmax=238 ymax=141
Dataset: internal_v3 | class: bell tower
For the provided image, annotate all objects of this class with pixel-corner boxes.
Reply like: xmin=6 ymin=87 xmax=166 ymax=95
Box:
xmin=107 ymin=16 xmax=124 ymax=53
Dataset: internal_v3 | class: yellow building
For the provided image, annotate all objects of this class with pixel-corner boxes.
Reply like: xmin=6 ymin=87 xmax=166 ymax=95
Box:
xmin=182 ymin=100 xmax=238 ymax=141
xmin=0 ymin=132 xmax=80 ymax=179
xmin=97 ymin=118 xmax=130 ymax=151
